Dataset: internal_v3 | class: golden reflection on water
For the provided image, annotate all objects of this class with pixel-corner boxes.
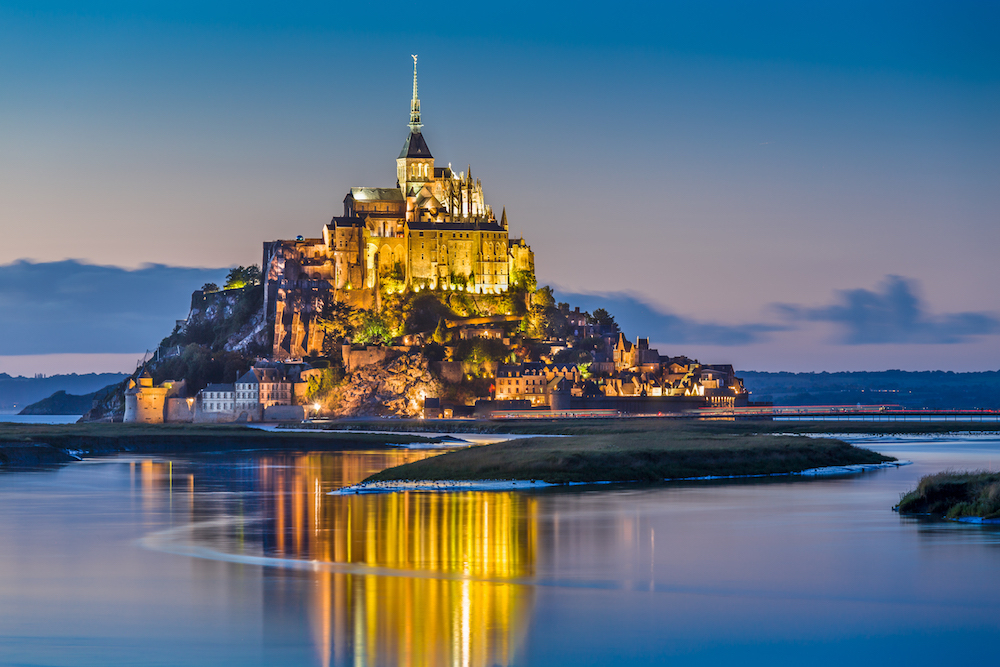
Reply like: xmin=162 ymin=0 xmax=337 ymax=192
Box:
xmin=139 ymin=452 xmax=537 ymax=667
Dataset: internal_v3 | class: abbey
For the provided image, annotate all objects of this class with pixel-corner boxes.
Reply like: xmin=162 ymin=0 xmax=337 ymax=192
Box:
xmin=264 ymin=57 xmax=535 ymax=360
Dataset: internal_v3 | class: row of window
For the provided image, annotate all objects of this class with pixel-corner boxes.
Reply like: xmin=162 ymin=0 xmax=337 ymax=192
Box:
xmin=418 ymin=231 xmax=505 ymax=240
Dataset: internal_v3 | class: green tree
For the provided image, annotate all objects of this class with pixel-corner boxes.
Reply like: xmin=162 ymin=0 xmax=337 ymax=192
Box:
xmin=432 ymin=319 xmax=451 ymax=344
xmin=201 ymin=282 xmax=219 ymax=293
xmin=306 ymin=365 xmax=346 ymax=402
xmin=381 ymin=261 xmax=405 ymax=294
xmin=354 ymin=311 xmax=393 ymax=346
xmin=404 ymin=293 xmax=455 ymax=334
xmin=511 ymin=269 xmax=536 ymax=292
xmin=223 ymin=265 xmax=262 ymax=290
xmin=522 ymin=286 xmax=568 ymax=339
xmin=454 ymin=338 xmax=509 ymax=377
xmin=532 ymin=286 xmax=556 ymax=308
xmin=589 ymin=308 xmax=619 ymax=334
xmin=317 ymin=299 xmax=356 ymax=342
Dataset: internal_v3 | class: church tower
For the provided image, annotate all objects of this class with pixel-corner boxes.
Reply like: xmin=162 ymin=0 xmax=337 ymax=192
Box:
xmin=396 ymin=55 xmax=434 ymax=196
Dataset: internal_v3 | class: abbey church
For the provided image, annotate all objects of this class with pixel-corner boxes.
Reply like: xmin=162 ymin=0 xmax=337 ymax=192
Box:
xmin=264 ymin=57 xmax=535 ymax=360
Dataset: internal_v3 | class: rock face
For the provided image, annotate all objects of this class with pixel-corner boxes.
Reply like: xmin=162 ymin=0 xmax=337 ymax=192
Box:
xmin=332 ymin=353 xmax=442 ymax=417
xmin=79 ymin=380 xmax=128 ymax=422
xmin=184 ymin=285 xmax=270 ymax=354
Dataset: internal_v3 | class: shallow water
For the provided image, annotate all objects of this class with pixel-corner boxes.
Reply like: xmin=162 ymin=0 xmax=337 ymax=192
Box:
xmin=1 ymin=436 xmax=999 ymax=666
xmin=0 ymin=414 xmax=82 ymax=424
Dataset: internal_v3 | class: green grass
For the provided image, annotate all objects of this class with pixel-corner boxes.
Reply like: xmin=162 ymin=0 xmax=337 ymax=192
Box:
xmin=364 ymin=430 xmax=895 ymax=484
xmin=896 ymin=471 xmax=1000 ymax=519
xmin=0 ymin=423 xmax=437 ymax=468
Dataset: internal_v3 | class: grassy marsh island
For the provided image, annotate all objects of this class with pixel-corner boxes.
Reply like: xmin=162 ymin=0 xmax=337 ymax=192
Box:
xmin=364 ymin=423 xmax=897 ymax=484
xmin=896 ymin=471 xmax=1000 ymax=520
xmin=0 ymin=423 xmax=438 ymax=468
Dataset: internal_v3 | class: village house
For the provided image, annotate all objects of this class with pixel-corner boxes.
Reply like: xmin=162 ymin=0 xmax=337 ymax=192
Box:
xmin=495 ymin=363 xmax=582 ymax=406
xmin=200 ymin=383 xmax=235 ymax=414
xmin=612 ymin=333 xmax=662 ymax=373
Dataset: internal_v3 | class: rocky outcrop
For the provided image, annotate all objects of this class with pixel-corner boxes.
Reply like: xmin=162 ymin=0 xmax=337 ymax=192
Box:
xmin=79 ymin=379 xmax=129 ymax=422
xmin=179 ymin=285 xmax=269 ymax=354
xmin=332 ymin=353 xmax=442 ymax=417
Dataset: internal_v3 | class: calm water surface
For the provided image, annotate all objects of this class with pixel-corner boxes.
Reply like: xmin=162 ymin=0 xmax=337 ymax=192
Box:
xmin=1 ymin=435 xmax=999 ymax=666
xmin=0 ymin=414 xmax=82 ymax=424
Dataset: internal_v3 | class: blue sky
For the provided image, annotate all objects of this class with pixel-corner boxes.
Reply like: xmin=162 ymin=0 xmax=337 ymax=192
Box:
xmin=1 ymin=2 xmax=998 ymax=373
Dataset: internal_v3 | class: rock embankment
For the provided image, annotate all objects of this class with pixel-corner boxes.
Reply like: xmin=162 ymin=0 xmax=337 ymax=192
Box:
xmin=332 ymin=353 xmax=442 ymax=417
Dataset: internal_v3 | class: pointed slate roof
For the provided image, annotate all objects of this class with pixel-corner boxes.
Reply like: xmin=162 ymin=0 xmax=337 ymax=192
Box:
xmin=399 ymin=131 xmax=433 ymax=159
xmin=236 ymin=369 xmax=261 ymax=385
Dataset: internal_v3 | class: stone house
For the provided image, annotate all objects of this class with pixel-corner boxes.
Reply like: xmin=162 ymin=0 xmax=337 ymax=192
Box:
xmin=612 ymin=334 xmax=662 ymax=372
xmin=199 ymin=383 xmax=235 ymax=414
xmin=495 ymin=363 xmax=582 ymax=406
xmin=236 ymin=366 xmax=292 ymax=410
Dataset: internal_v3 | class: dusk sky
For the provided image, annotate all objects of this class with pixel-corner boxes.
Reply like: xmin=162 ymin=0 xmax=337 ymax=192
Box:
xmin=2 ymin=1 xmax=998 ymax=375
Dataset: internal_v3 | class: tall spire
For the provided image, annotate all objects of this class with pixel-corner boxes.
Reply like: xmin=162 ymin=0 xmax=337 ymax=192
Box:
xmin=398 ymin=55 xmax=432 ymax=160
xmin=409 ymin=54 xmax=422 ymax=132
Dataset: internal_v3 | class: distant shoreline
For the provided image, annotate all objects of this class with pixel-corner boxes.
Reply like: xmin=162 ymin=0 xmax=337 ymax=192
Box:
xmin=0 ymin=423 xmax=439 ymax=469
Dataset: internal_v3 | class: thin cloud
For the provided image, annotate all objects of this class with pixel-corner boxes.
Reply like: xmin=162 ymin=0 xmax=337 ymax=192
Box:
xmin=555 ymin=289 xmax=784 ymax=346
xmin=776 ymin=275 xmax=1000 ymax=345
xmin=0 ymin=260 xmax=227 ymax=355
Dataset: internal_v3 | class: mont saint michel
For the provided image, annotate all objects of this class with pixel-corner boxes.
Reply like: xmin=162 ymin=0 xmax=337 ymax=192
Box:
xmin=4 ymin=7 xmax=1000 ymax=665
xmin=117 ymin=58 xmax=748 ymax=425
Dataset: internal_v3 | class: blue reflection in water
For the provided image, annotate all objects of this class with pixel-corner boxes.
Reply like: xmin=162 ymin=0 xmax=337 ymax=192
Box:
xmin=0 ymin=436 xmax=999 ymax=666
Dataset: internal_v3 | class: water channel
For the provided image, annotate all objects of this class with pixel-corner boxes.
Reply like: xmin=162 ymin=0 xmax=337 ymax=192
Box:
xmin=2 ymin=433 xmax=999 ymax=666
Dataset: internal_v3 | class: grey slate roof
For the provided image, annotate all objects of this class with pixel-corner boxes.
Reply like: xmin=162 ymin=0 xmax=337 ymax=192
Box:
xmin=203 ymin=383 xmax=235 ymax=393
xmin=236 ymin=370 xmax=261 ymax=385
xmin=406 ymin=220 xmax=506 ymax=232
xmin=328 ymin=216 xmax=365 ymax=228
xmin=399 ymin=131 xmax=433 ymax=159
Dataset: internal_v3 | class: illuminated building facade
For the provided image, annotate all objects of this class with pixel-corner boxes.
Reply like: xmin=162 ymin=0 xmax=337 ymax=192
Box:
xmin=265 ymin=56 xmax=536 ymax=359
xmin=495 ymin=363 xmax=581 ymax=406
xmin=123 ymin=371 xmax=185 ymax=423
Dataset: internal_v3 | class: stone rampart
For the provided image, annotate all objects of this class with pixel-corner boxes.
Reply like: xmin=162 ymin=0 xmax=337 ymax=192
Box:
xmin=165 ymin=398 xmax=194 ymax=423
xmin=264 ymin=405 xmax=305 ymax=422
xmin=342 ymin=345 xmax=414 ymax=372
xmin=431 ymin=361 xmax=463 ymax=384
